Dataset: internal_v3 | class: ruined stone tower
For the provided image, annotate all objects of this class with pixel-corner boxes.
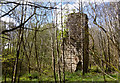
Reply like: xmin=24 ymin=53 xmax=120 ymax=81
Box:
xmin=64 ymin=13 xmax=89 ymax=72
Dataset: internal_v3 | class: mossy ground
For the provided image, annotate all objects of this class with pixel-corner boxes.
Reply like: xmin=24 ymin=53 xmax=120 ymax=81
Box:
xmin=2 ymin=66 xmax=119 ymax=82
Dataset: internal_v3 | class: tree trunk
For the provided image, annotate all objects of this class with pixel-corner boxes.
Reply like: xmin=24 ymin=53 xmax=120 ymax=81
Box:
xmin=118 ymin=1 xmax=120 ymax=81
xmin=83 ymin=22 xmax=89 ymax=75
xmin=12 ymin=50 xmax=20 ymax=83
xmin=51 ymin=36 xmax=56 ymax=83
xmin=107 ymin=37 xmax=111 ymax=72
xmin=4 ymin=70 xmax=7 ymax=83
xmin=34 ymin=26 xmax=40 ymax=73
xmin=18 ymin=55 xmax=23 ymax=83
xmin=62 ymin=38 xmax=65 ymax=82
xmin=11 ymin=64 xmax=14 ymax=83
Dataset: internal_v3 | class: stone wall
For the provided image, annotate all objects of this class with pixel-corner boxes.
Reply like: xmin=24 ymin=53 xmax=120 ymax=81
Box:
xmin=62 ymin=13 xmax=89 ymax=72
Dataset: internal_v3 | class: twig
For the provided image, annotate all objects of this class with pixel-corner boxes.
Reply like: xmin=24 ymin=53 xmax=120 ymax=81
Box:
xmin=23 ymin=27 xmax=55 ymax=32
xmin=93 ymin=60 xmax=117 ymax=81
xmin=89 ymin=3 xmax=120 ymax=52
xmin=0 ymin=8 xmax=36 ymax=34
xmin=0 ymin=1 xmax=58 ymax=10
xmin=0 ymin=36 xmax=10 ymax=40
xmin=0 ymin=4 xmax=19 ymax=18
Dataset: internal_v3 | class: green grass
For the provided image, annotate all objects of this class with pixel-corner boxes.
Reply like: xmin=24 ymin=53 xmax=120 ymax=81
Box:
xmin=65 ymin=70 xmax=118 ymax=81
xmin=2 ymin=67 xmax=119 ymax=82
xmin=19 ymin=70 xmax=118 ymax=81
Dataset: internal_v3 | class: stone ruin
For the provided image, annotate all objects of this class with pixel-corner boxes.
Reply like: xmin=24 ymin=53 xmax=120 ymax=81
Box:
xmin=61 ymin=13 xmax=89 ymax=72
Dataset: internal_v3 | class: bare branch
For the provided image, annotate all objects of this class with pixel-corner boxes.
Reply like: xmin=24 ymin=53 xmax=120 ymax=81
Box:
xmin=93 ymin=20 xmax=107 ymax=33
xmin=0 ymin=4 xmax=19 ymax=18
xmin=0 ymin=8 xmax=36 ymax=34
xmin=0 ymin=1 xmax=59 ymax=10
xmin=0 ymin=35 xmax=10 ymax=40
xmin=89 ymin=2 xmax=120 ymax=52
xmin=23 ymin=27 xmax=55 ymax=32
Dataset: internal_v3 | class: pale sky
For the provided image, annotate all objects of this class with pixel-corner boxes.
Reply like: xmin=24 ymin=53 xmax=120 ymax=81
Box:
xmin=0 ymin=16 xmax=19 ymax=26
xmin=1 ymin=0 xmax=119 ymax=29
xmin=4 ymin=0 xmax=120 ymax=2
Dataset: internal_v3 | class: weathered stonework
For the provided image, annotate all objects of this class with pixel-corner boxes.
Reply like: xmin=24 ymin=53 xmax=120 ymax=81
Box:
xmin=62 ymin=13 xmax=89 ymax=72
